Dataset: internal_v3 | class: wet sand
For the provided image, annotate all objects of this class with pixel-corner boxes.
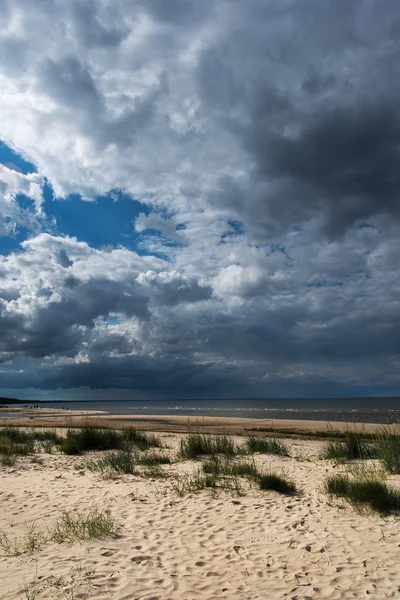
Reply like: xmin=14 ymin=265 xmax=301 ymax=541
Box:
xmin=0 ymin=407 xmax=387 ymax=435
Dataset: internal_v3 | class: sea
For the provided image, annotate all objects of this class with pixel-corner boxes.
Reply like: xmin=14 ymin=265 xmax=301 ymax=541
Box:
xmin=14 ymin=397 xmax=400 ymax=424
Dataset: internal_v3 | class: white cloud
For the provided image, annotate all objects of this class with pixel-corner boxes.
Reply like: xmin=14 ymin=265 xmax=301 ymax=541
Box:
xmin=0 ymin=163 xmax=44 ymax=235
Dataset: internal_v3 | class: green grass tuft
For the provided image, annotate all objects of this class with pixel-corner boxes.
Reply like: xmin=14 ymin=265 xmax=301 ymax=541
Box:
xmin=60 ymin=425 xmax=162 ymax=455
xmin=88 ymin=450 xmax=137 ymax=475
xmin=325 ymin=475 xmax=400 ymax=513
xmin=51 ymin=507 xmax=116 ymax=543
xmin=325 ymin=474 xmax=350 ymax=496
xmin=121 ymin=428 xmax=163 ymax=451
xmin=246 ymin=436 xmax=290 ymax=456
xmin=320 ymin=432 xmax=379 ymax=461
xmin=202 ymin=456 xmax=259 ymax=480
xmin=259 ymin=472 xmax=297 ymax=495
xmin=87 ymin=448 xmax=171 ymax=476
xmin=377 ymin=434 xmax=400 ymax=474
xmin=170 ymin=470 xmax=244 ymax=498
xmin=179 ymin=433 xmax=239 ymax=460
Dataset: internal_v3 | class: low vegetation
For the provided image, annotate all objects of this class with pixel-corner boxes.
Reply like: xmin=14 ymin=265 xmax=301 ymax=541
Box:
xmin=320 ymin=431 xmax=379 ymax=461
xmin=87 ymin=449 xmax=171 ymax=475
xmin=87 ymin=449 xmax=137 ymax=475
xmin=0 ymin=523 xmax=45 ymax=556
xmin=51 ymin=507 xmax=117 ymax=543
xmin=0 ymin=507 xmax=117 ymax=556
xmin=61 ymin=425 xmax=162 ymax=455
xmin=179 ymin=433 xmax=240 ymax=460
xmin=202 ymin=456 xmax=259 ymax=480
xmin=258 ymin=473 xmax=297 ymax=495
xmin=0 ymin=427 xmax=63 ymax=463
xmin=170 ymin=471 xmax=244 ymax=498
xmin=325 ymin=474 xmax=400 ymax=514
xmin=377 ymin=433 xmax=400 ymax=474
xmin=246 ymin=436 xmax=290 ymax=456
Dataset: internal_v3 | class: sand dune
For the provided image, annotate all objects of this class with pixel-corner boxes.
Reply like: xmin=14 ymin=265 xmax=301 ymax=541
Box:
xmin=1 ymin=433 xmax=400 ymax=599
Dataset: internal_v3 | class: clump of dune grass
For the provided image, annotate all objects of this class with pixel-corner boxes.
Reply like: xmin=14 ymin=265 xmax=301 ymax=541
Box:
xmin=0 ymin=433 xmax=34 ymax=461
xmin=170 ymin=472 xmax=218 ymax=497
xmin=325 ymin=474 xmax=400 ymax=514
xmin=179 ymin=433 xmax=239 ymax=460
xmin=259 ymin=472 xmax=297 ymax=495
xmin=51 ymin=507 xmax=116 ymax=543
xmin=137 ymin=452 xmax=171 ymax=467
xmin=1 ymin=453 xmax=15 ymax=467
xmin=87 ymin=448 xmax=171 ymax=476
xmin=246 ymin=436 xmax=290 ymax=456
xmin=121 ymin=427 xmax=163 ymax=451
xmin=0 ymin=508 xmax=116 ymax=557
xmin=346 ymin=461 xmax=386 ymax=482
xmin=61 ymin=424 xmax=162 ymax=455
xmin=0 ymin=427 xmax=32 ymax=443
xmin=320 ymin=431 xmax=379 ymax=462
xmin=0 ymin=524 xmax=45 ymax=556
xmin=0 ymin=427 xmax=65 ymax=463
xmin=61 ymin=426 xmax=121 ymax=455
xmin=32 ymin=430 xmax=63 ymax=444
xmin=202 ymin=456 xmax=259 ymax=481
xmin=377 ymin=430 xmax=400 ymax=474
xmin=87 ymin=450 xmax=137 ymax=475
xmin=325 ymin=474 xmax=349 ymax=496
xmin=171 ymin=470 xmax=244 ymax=498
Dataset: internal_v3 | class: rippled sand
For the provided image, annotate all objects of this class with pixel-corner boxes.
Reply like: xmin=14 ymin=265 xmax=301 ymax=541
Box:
xmin=1 ymin=433 xmax=400 ymax=599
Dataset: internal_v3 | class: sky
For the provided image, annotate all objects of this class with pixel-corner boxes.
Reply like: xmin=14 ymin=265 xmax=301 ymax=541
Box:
xmin=1 ymin=0 xmax=400 ymax=400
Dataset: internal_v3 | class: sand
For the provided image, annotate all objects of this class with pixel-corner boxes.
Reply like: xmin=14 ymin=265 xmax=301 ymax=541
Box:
xmin=1 ymin=429 xmax=400 ymax=599
xmin=0 ymin=408 xmax=387 ymax=434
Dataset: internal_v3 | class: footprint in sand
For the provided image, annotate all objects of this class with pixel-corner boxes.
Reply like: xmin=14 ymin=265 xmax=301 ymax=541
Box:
xmin=131 ymin=555 xmax=152 ymax=563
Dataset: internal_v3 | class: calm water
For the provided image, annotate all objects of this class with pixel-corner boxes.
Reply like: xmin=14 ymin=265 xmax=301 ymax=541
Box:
xmin=14 ymin=397 xmax=400 ymax=424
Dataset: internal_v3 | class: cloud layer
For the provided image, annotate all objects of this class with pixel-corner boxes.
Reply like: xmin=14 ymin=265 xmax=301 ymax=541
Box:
xmin=1 ymin=0 xmax=400 ymax=398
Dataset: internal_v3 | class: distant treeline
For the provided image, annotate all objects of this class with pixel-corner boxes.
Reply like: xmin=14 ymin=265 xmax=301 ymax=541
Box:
xmin=0 ymin=397 xmax=34 ymax=404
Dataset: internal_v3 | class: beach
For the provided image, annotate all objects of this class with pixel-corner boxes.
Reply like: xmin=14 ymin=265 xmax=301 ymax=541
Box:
xmin=1 ymin=417 xmax=400 ymax=599
xmin=0 ymin=406 xmax=387 ymax=434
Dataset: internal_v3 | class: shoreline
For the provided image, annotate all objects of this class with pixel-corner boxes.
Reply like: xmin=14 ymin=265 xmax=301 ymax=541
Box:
xmin=0 ymin=407 xmax=393 ymax=435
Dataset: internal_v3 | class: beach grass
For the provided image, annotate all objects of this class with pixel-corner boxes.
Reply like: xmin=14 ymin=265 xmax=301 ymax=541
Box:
xmin=0 ymin=523 xmax=45 ymax=556
xmin=258 ymin=472 xmax=297 ymax=495
xmin=121 ymin=427 xmax=163 ymax=450
xmin=61 ymin=425 xmax=162 ymax=455
xmin=320 ymin=431 xmax=379 ymax=461
xmin=179 ymin=433 xmax=240 ymax=460
xmin=246 ymin=436 xmax=290 ymax=456
xmin=325 ymin=474 xmax=400 ymax=513
xmin=202 ymin=456 xmax=260 ymax=481
xmin=170 ymin=470 xmax=244 ymax=498
xmin=0 ymin=427 xmax=64 ymax=463
xmin=51 ymin=507 xmax=117 ymax=543
xmin=0 ymin=507 xmax=116 ymax=557
xmin=87 ymin=449 xmax=137 ymax=475
xmin=87 ymin=448 xmax=171 ymax=475
xmin=376 ymin=430 xmax=400 ymax=474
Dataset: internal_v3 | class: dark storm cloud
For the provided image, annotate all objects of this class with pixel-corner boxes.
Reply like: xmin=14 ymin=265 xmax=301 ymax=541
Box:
xmin=243 ymin=101 xmax=400 ymax=236
xmin=138 ymin=271 xmax=212 ymax=306
xmin=0 ymin=353 xmax=244 ymax=395
xmin=39 ymin=56 xmax=103 ymax=114
xmin=194 ymin=0 xmax=400 ymax=237
xmin=70 ymin=0 xmax=129 ymax=49
xmin=136 ymin=0 xmax=212 ymax=24
xmin=0 ymin=276 xmax=149 ymax=359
